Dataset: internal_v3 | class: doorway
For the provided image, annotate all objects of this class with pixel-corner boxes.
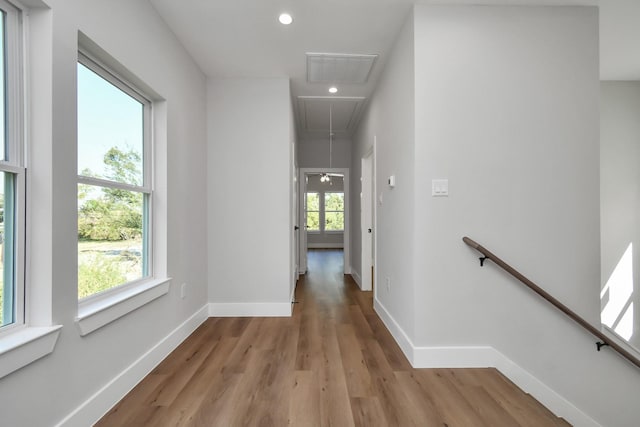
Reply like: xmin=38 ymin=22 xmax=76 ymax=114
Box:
xmin=299 ymin=167 xmax=350 ymax=275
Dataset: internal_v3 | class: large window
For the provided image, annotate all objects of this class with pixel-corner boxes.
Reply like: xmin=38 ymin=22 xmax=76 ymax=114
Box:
xmin=0 ymin=0 xmax=24 ymax=331
xmin=305 ymin=190 xmax=344 ymax=233
xmin=77 ymin=53 xmax=151 ymax=300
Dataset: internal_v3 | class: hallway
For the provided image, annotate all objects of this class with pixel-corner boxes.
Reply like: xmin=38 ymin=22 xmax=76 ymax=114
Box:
xmin=96 ymin=250 xmax=568 ymax=426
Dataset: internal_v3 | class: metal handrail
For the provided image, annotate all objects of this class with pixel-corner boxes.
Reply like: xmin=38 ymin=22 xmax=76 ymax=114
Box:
xmin=463 ymin=236 xmax=640 ymax=369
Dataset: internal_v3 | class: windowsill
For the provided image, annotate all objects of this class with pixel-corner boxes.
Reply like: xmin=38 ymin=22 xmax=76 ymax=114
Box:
xmin=0 ymin=325 xmax=62 ymax=379
xmin=76 ymin=277 xmax=171 ymax=336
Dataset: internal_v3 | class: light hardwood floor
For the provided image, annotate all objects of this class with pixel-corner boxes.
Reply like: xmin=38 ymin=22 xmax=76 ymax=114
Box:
xmin=96 ymin=249 xmax=570 ymax=426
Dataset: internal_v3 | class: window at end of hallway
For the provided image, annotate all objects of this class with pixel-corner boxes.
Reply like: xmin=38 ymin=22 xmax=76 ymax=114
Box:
xmin=306 ymin=191 xmax=320 ymax=232
xmin=324 ymin=192 xmax=344 ymax=232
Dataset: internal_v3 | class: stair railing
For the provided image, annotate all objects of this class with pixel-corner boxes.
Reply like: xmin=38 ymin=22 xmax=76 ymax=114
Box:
xmin=463 ymin=236 xmax=640 ymax=369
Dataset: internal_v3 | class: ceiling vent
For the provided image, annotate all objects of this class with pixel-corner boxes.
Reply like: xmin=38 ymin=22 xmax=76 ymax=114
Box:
xmin=306 ymin=53 xmax=378 ymax=84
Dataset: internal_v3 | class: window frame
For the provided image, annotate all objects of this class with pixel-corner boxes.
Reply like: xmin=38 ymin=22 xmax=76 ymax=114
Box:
xmin=305 ymin=189 xmax=345 ymax=234
xmin=76 ymin=50 xmax=154 ymax=305
xmin=305 ymin=191 xmax=320 ymax=233
xmin=0 ymin=0 xmax=25 ymax=336
xmin=323 ymin=191 xmax=345 ymax=233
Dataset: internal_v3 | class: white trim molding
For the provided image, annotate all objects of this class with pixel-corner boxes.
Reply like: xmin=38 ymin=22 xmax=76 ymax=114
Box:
xmin=76 ymin=278 xmax=171 ymax=336
xmin=57 ymin=304 xmax=209 ymax=427
xmin=0 ymin=325 xmax=62 ymax=379
xmin=307 ymin=243 xmax=344 ymax=249
xmin=350 ymin=269 xmax=362 ymax=289
xmin=209 ymin=302 xmax=292 ymax=317
xmin=373 ymin=298 xmax=600 ymax=427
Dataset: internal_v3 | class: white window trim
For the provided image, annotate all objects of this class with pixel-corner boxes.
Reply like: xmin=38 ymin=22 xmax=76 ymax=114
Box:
xmin=305 ymin=191 xmax=321 ymax=233
xmin=324 ymin=192 xmax=345 ymax=232
xmin=305 ymin=190 xmax=345 ymax=234
xmin=0 ymin=0 xmax=63 ymax=379
xmin=74 ymin=40 xmax=170 ymax=336
xmin=0 ymin=325 xmax=61 ymax=379
xmin=75 ymin=277 xmax=169 ymax=336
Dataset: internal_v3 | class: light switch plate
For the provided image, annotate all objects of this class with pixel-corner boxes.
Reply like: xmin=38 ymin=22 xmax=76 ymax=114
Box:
xmin=432 ymin=179 xmax=449 ymax=196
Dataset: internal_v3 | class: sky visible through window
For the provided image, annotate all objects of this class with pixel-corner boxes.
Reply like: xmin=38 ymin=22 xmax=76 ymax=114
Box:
xmin=77 ymin=62 xmax=143 ymax=183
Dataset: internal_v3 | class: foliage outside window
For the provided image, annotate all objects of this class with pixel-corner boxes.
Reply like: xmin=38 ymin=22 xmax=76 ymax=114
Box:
xmin=306 ymin=192 xmax=320 ymax=231
xmin=324 ymin=192 xmax=344 ymax=231
xmin=305 ymin=190 xmax=344 ymax=233
xmin=0 ymin=1 xmax=24 ymax=330
xmin=77 ymin=54 xmax=151 ymax=300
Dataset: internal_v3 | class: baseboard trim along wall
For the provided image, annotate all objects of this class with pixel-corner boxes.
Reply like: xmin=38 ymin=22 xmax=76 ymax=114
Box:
xmin=57 ymin=304 xmax=210 ymax=427
xmin=350 ymin=269 xmax=362 ymax=289
xmin=307 ymin=243 xmax=344 ymax=249
xmin=208 ymin=302 xmax=292 ymax=317
xmin=373 ymin=298 xmax=599 ymax=427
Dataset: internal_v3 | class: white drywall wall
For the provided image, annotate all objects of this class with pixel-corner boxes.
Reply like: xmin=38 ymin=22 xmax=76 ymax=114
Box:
xmin=207 ymin=78 xmax=292 ymax=306
xmin=351 ymin=10 xmax=416 ymax=339
xmin=412 ymin=5 xmax=640 ymax=426
xmin=0 ymin=1 xmax=208 ymax=426
xmin=298 ymin=137 xmax=351 ymax=169
xmin=601 ymin=81 xmax=640 ymax=353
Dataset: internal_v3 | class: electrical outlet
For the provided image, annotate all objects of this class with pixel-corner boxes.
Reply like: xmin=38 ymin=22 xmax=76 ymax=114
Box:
xmin=385 ymin=277 xmax=391 ymax=293
xmin=180 ymin=283 xmax=187 ymax=299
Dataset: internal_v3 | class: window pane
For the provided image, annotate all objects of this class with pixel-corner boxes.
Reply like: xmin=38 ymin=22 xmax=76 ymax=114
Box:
xmin=306 ymin=192 xmax=319 ymax=211
xmin=77 ymin=63 xmax=144 ymax=185
xmin=0 ymin=172 xmax=15 ymax=327
xmin=0 ymin=10 xmax=6 ymax=161
xmin=325 ymin=212 xmax=344 ymax=231
xmin=325 ymin=192 xmax=344 ymax=211
xmin=306 ymin=211 xmax=320 ymax=231
xmin=78 ymin=184 xmax=147 ymax=299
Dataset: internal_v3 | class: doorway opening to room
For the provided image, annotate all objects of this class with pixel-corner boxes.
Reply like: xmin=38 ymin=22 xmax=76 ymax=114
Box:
xmin=299 ymin=168 xmax=350 ymax=275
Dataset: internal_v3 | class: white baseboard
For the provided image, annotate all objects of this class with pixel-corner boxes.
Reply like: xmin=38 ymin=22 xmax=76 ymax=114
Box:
xmin=373 ymin=298 xmax=415 ymax=361
xmin=57 ymin=304 xmax=209 ymax=427
xmin=209 ymin=302 xmax=292 ymax=317
xmin=373 ymin=298 xmax=599 ymax=427
xmin=351 ymin=269 xmax=362 ymax=289
xmin=307 ymin=243 xmax=344 ymax=249
xmin=493 ymin=352 xmax=598 ymax=427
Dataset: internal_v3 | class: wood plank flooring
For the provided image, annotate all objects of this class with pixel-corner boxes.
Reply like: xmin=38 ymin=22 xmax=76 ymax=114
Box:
xmin=96 ymin=249 xmax=570 ymax=426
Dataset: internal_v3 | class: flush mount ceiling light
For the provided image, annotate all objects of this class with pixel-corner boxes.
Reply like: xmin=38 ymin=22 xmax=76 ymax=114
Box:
xmin=278 ymin=13 xmax=293 ymax=25
xmin=329 ymin=87 xmax=338 ymax=94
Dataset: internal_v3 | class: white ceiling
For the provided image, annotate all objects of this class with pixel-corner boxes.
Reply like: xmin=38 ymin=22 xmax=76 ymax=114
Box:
xmin=149 ymin=0 xmax=640 ymax=139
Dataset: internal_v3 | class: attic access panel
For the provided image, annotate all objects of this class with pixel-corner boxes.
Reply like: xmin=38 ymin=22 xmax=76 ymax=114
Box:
xmin=306 ymin=53 xmax=378 ymax=84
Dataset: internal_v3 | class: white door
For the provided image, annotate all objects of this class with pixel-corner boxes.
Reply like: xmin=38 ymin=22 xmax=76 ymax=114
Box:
xmin=361 ymin=149 xmax=374 ymax=291
xmin=292 ymin=142 xmax=300 ymax=284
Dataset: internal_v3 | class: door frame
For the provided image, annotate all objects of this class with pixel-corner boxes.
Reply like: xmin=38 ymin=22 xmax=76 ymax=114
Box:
xmin=299 ymin=167 xmax=350 ymax=275
xmin=361 ymin=146 xmax=374 ymax=291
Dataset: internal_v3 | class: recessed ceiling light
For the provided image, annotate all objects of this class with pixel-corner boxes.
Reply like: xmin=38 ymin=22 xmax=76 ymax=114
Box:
xmin=278 ymin=13 xmax=293 ymax=25
xmin=329 ymin=87 xmax=338 ymax=94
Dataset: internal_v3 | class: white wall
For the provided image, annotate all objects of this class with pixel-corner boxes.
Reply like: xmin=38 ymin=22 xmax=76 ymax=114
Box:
xmin=207 ymin=78 xmax=293 ymax=309
xmin=351 ymin=10 xmax=416 ymax=339
xmin=601 ymin=81 xmax=640 ymax=352
xmin=0 ymin=1 xmax=208 ymax=426
xmin=298 ymin=137 xmax=351 ymax=169
xmin=412 ymin=5 xmax=640 ymax=426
